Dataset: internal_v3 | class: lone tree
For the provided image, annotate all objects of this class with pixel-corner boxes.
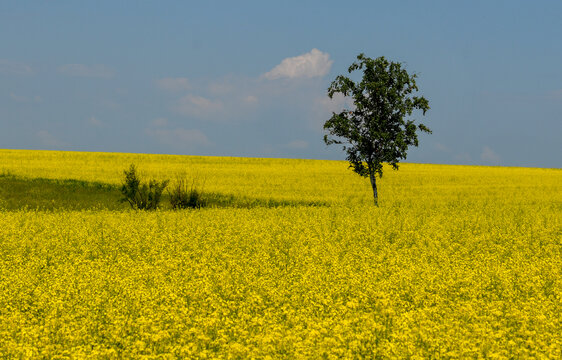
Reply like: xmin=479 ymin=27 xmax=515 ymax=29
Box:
xmin=324 ymin=54 xmax=431 ymax=206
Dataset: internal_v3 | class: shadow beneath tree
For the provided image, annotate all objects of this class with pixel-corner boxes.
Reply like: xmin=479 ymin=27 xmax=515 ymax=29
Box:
xmin=0 ymin=174 xmax=329 ymax=211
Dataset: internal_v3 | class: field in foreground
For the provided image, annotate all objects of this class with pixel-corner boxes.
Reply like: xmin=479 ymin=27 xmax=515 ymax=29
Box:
xmin=0 ymin=149 xmax=561 ymax=358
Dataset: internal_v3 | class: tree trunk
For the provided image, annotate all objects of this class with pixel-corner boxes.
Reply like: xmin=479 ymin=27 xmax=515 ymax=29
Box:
xmin=369 ymin=170 xmax=379 ymax=206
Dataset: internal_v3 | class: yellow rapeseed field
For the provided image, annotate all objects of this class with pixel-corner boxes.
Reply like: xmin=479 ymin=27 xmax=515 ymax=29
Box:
xmin=0 ymin=149 xmax=560 ymax=358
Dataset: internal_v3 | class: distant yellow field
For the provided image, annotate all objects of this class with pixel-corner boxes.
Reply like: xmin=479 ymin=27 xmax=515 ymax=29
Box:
xmin=1 ymin=149 xmax=560 ymax=207
xmin=0 ymin=149 xmax=560 ymax=358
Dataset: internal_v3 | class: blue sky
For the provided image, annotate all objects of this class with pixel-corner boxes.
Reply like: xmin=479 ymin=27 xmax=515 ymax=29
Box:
xmin=1 ymin=1 xmax=561 ymax=168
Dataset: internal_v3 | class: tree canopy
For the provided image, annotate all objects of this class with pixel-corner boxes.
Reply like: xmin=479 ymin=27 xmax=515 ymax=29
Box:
xmin=324 ymin=54 xmax=431 ymax=205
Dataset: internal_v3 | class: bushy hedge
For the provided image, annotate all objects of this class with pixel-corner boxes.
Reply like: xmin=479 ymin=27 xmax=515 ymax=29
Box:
xmin=169 ymin=178 xmax=206 ymax=209
xmin=120 ymin=164 xmax=168 ymax=210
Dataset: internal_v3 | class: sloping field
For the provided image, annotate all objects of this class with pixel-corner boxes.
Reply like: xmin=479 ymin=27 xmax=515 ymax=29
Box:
xmin=0 ymin=149 xmax=560 ymax=358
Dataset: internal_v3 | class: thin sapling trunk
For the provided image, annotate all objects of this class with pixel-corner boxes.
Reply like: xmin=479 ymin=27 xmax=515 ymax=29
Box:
xmin=369 ymin=169 xmax=379 ymax=206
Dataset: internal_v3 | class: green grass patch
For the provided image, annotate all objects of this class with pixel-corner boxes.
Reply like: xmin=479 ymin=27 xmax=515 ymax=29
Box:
xmin=0 ymin=174 xmax=125 ymax=211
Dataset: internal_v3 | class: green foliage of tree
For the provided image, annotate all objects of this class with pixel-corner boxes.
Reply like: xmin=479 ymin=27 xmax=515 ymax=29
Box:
xmin=120 ymin=164 xmax=168 ymax=210
xmin=324 ymin=54 xmax=431 ymax=206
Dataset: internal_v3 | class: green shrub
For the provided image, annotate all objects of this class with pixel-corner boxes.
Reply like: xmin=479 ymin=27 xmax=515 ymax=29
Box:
xmin=169 ymin=178 xmax=206 ymax=209
xmin=120 ymin=164 xmax=168 ymax=210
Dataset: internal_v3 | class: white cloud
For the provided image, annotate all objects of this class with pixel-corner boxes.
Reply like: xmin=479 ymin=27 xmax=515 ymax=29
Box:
xmin=175 ymin=94 xmax=224 ymax=117
xmin=0 ymin=59 xmax=33 ymax=75
xmin=155 ymin=77 xmax=191 ymax=91
xmin=58 ymin=64 xmax=114 ymax=78
xmin=36 ymin=130 xmax=67 ymax=148
xmin=263 ymin=48 xmax=333 ymax=80
xmin=480 ymin=146 xmax=500 ymax=165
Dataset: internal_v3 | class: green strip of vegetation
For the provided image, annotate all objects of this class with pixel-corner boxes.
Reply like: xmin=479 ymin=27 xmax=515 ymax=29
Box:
xmin=0 ymin=174 xmax=327 ymax=211
xmin=0 ymin=174 xmax=125 ymax=211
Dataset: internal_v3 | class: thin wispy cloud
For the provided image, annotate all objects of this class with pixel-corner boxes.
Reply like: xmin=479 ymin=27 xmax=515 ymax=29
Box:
xmin=155 ymin=77 xmax=191 ymax=91
xmin=9 ymin=93 xmax=43 ymax=103
xmin=263 ymin=48 xmax=333 ymax=80
xmin=314 ymin=93 xmax=354 ymax=114
xmin=285 ymin=140 xmax=309 ymax=150
xmin=36 ymin=130 xmax=68 ymax=148
xmin=243 ymin=95 xmax=258 ymax=105
xmin=9 ymin=93 xmax=29 ymax=103
xmin=87 ymin=116 xmax=103 ymax=127
xmin=174 ymin=94 xmax=224 ymax=117
xmin=146 ymin=118 xmax=211 ymax=150
xmin=151 ymin=118 xmax=169 ymax=127
xmin=0 ymin=59 xmax=33 ymax=75
xmin=434 ymin=143 xmax=450 ymax=153
xmin=58 ymin=64 xmax=115 ymax=78
xmin=455 ymin=153 xmax=472 ymax=163
xmin=163 ymin=76 xmax=260 ymax=122
xmin=311 ymin=93 xmax=354 ymax=130
xmin=208 ymin=81 xmax=235 ymax=95
xmin=481 ymin=146 xmax=501 ymax=165
xmin=546 ymin=89 xmax=562 ymax=101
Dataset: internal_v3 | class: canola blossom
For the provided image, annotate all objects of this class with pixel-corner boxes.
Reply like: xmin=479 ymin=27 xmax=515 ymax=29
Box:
xmin=0 ymin=149 xmax=560 ymax=358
